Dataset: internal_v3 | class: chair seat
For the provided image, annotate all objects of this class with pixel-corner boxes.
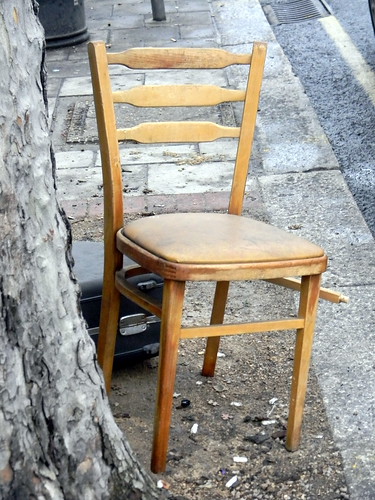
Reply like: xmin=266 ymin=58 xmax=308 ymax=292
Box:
xmin=122 ymin=213 xmax=325 ymax=265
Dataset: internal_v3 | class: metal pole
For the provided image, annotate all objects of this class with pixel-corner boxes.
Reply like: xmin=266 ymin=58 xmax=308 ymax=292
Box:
xmin=151 ymin=0 xmax=166 ymax=21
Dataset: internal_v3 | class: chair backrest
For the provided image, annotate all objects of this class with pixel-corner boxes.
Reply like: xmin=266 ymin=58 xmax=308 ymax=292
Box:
xmin=88 ymin=42 xmax=267 ymax=238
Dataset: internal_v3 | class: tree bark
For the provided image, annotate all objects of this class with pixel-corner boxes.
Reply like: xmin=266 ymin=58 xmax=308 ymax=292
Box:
xmin=0 ymin=2 xmax=160 ymax=498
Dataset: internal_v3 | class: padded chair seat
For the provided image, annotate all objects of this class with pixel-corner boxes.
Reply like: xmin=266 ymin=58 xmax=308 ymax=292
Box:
xmin=122 ymin=213 xmax=325 ymax=265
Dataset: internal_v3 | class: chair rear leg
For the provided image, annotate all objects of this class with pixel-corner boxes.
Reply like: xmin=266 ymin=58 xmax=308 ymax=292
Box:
xmin=97 ymin=271 xmax=121 ymax=394
xmin=151 ymin=279 xmax=186 ymax=474
xmin=286 ymin=273 xmax=322 ymax=451
xmin=202 ymin=281 xmax=230 ymax=377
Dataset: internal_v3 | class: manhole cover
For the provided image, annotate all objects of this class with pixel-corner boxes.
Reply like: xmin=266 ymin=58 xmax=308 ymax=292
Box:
xmin=262 ymin=0 xmax=331 ymax=26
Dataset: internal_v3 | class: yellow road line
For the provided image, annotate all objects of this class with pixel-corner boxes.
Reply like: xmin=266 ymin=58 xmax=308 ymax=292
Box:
xmin=320 ymin=16 xmax=375 ymax=107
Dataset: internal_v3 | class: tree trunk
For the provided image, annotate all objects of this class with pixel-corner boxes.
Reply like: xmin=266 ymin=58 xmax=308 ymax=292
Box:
xmin=0 ymin=2 xmax=160 ymax=498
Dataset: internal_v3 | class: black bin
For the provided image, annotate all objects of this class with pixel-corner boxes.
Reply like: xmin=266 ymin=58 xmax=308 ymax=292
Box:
xmin=38 ymin=0 xmax=89 ymax=49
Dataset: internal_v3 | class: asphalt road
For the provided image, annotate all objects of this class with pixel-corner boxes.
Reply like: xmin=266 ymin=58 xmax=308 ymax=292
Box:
xmin=260 ymin=0 xmax=375 ymax=236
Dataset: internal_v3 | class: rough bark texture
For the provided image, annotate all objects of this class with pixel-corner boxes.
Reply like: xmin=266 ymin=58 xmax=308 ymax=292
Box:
xmin=0 ymin=2 xmax=160 ymax=498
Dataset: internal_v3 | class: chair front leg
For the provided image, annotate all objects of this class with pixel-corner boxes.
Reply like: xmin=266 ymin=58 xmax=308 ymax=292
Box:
xmin=286 ymin=273 xmax=322 ymax=451
xmin=202 ymin=281 xmax=230 ymax=377
xmin=151 ymin=279 xmax=186 ymax=474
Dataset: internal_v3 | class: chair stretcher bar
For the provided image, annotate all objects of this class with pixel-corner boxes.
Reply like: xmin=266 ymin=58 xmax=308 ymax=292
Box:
xmin=266 ymin=277 xmax=349 ymax=303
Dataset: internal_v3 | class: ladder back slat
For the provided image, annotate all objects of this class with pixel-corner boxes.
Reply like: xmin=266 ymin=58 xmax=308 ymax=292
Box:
xmin=112 ymin=85 xmax=246 ymax=107
xmin=107 ymin=47 xmax=252 ymax=69
xmin=117 ymin=122 xmax=241 ymax=143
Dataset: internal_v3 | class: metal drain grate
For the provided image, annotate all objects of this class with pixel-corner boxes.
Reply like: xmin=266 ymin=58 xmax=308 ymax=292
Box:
xmin=263 ymin=0 xmax=331 ymax=26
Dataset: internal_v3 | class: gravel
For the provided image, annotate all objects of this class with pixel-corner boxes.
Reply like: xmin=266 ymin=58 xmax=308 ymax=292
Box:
xmin=71 ymin=216 xmax=349 ymax=499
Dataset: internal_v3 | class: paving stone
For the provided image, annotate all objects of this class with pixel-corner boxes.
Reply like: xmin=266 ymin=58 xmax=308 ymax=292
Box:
xmin=46 ymin=60 xmax=91 ymax=78
xmin=176 ymin=0 xmax=211 ymax=12
xmin=151 ymin=37 xmax=219 ymax=48
xmin=56 ymin=168 xmax=103 ymax=201
xmin=180 ymin=24 xmax=217 ymax=39
xmin=258 ymin=170 xmax=375 ymax=286
xmin=198 ymin=139 xmax=237 ymax=159
xmin=95 ymin=144 xmax=198 ymax=167
xmin=110 ymin=26 xmax=180 ymax=47
xmin=55 ymin=150 xmax=95 ymax=169
xmin=45 ymin=47 xmax=70 ymax=62
xmin=144 ymin=68 xmax=228 ymax=85
xmin=86 ymin=1 xmax=116 ymax=19
xmin=66 ymin=30 xmax=110 ymax=59
xmin=314 ymin=284 xmax=375 ymax=500
xmin=90 ymin=15 xmax=145 ymax=30
xmin=47 ymin=78 xmax=62 ymax=98
xmin=172 ymin=12 xmax=213 ymax=26
xmin=60 ymin=72 xmax=143 ymax=97
xmin=113 ymin=2 xmax=156 ymax=16
xmin=212 ymin=0 xmax=275 ymax=44
xmin=147 ymin=161 xmax=257 ymax=195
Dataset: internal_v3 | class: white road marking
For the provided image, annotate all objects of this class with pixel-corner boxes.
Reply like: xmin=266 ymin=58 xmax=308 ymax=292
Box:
xmin=320 ymin=15 xmax=375 ymax=107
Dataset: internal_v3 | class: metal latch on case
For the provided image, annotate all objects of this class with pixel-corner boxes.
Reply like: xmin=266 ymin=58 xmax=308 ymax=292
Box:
xmin=119 ymin=313 xmax=160 ymax=336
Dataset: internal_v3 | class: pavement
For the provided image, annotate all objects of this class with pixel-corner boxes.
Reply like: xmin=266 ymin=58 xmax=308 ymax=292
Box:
xmin=44 ymin=0 xmax=375 ymax=498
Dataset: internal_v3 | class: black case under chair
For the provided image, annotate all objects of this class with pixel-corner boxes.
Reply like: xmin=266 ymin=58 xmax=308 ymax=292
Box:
xmin=72 ymin=241 xmax=162 ymax=365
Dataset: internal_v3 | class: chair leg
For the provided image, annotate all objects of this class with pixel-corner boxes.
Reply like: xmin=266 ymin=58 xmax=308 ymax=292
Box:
xmin=151 ymin=279 xmax=186 ymax=474
xmin=286 ymin=273 xmax=322 ymax=451
xmin=97 ymin=267 xmax=121 ymax=394
xmin=202 ymin=281 xmax=230 ymax=377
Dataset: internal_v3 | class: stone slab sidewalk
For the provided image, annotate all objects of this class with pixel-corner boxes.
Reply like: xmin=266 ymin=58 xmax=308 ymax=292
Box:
xmin=45 ymin=0 xmax=375 ymax=498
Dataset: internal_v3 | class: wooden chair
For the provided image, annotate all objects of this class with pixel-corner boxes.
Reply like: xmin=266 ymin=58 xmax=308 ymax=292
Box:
xmin=87 ymin=41 xmax=343 ymax=473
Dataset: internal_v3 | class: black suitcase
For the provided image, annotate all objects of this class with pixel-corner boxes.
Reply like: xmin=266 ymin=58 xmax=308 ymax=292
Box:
xmin=72 ymin=241 xmax=162 ymax=365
